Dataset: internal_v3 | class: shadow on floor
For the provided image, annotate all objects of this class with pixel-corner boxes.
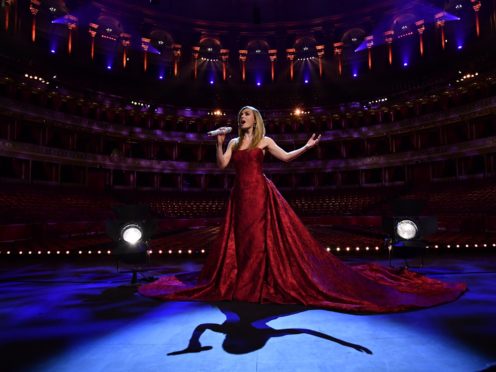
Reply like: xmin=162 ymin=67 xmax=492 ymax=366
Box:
xmin=167 ymin=301 xmax=372 ymax=355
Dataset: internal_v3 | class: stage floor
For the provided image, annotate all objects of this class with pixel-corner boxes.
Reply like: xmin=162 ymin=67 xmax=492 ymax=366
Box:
xmin=1 ymin=252 xmax=495 ymax=372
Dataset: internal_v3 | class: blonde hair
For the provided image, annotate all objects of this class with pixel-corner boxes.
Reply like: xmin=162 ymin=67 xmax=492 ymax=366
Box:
xmin=234 ymin=106 xmax=266 ymax=151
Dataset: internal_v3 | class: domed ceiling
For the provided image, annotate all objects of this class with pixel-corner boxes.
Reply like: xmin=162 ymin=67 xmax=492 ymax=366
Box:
xmin=111 ymin=0 xmax=397 ymax=24
xmin=64 ymin=0 xmax=448 ymax=29
xmin=50 ymin=0 xmax=453 ymax=53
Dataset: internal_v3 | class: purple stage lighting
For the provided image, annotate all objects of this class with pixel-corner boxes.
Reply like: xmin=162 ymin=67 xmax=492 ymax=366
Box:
xmin=159 ymin=75 xmax=164 ymax=80
xmin=256 ymin=81 xmax=261 ymax=86
xmin=209 ymin=80 xmax=214 ymax=85
xmin=457 ymin=45 xmax=463 ymax=50
xmin=51 ymin=17 xmax=67 ymax=25
xmin=50 ymin=49 xmax=56 ymax=54
xmin=403 ymin=62 xmax=408 ymax=67
xmin=107 ymin=65 xmax=112 ymax=70
xmin=353 ymin=73 xmax=357 ymax=78
xmin=304 ymin=79 xmax=309 ymax=84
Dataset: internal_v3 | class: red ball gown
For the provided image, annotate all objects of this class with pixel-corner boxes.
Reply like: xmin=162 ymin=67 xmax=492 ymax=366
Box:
xmin=139 ymin=147 xmax=466 ymax=313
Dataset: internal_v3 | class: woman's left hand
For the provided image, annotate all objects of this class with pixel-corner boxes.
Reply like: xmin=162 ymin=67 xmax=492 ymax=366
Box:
xmin=305 ymin=133 xmax=321 ymax=149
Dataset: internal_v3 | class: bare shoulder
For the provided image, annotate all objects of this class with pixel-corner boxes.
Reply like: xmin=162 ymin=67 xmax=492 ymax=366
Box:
xmin=263 ymin=136 xmax=275 ymax=145
xmin=228 ymin=137 xmax=239 ymax=147
xmin=262 ymin=136 xmax=275 ymax=148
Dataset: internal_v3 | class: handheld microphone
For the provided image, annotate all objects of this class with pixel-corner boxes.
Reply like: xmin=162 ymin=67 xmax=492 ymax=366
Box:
xmin=207 ymin=127 xmax=232 ymax=136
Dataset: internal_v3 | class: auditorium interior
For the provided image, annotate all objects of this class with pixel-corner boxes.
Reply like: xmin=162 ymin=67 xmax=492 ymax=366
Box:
xmin=0 ymin=0 xmax=495 ymax=371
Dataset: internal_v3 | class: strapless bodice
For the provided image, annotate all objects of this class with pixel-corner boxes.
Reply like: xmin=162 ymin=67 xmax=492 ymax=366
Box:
xmin=232 ymin=147 xmax=264 ymax=185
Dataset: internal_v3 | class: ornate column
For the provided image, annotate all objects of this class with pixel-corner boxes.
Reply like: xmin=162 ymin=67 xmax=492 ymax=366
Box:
xmin=29 ymin=0 xmax=40 ymax=43
xmin=88 ymin=23 xmax=98 ymax=60
xmin=269 ymin=49 xmax=277 ymax=81
xmin=290 ymin=173 xmax=296 ymax=189
xmin=154 ymin=174 xmax=160 ymax=190
xmin=4 ymin=0 xmax=13 ymax=31
xmin=141 ymin=37 xmax=150 ymax=72
xmin=192 ymin=46 xmax=200 ymax=79
xmin=439 ymin=126 xmax=447 ymax=146
xmin=120 ymin=33 xmax=131 ymax=68
xmin=65 ymin=15 xmax=77 ymax=55
xmin=286 ymin=48 xmax=295 ymax=80
xmin=365 ymin=36 xmax=373 ymax=70
xmin=435 ymin=12 xmax=446 ymax=50
xmin=239 ymin=50 xmax=247 ymax=81
xmin=415 ymin=20 xmax=425 ymax=57
xmin=316 ymin=44 xmax=325 ymax=77
xmin=414 ymin=132 xmax=421 ymax=150
xmin=220 ymin=49 xmax=229 ymax=81
xmin=471 ymin=0 xmax=482 ymax=37
xmin=313 ymin=173 xmax=320 ymax=188
xmin=13 ymin=0 xmax=19 ymax=31
xmin=173 ymin=142 xmax=178 ymax=160
xmin=491 ymin=0 xmax=496 ymax=33
xmin=340 ymin=142 xmax=347 ymax=158
xmin=384 ymin=30 xmax=394 ymax=65
xmin=383 ymin=168 xmax=389 ymax=185
xmin=172 ymin=44 xmax=181 ymax=77
xmin=178 ymin=174 xmax=183 ymax=190
xmin=333 ymin=42 xmax=343 ymax=76
xmin=130 ymin=172 xmax=136 ymax=189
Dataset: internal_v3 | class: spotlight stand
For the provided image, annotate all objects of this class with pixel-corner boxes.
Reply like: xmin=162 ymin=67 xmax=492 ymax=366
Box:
xmin=385 ymin=237 xmax=426 ymax=268
xmin=382 ymin=199 xmax=436 ymax=269
xmin=113 ymin=240 xmax=156 ymax=284
xmin=106 ymin=205 xmax=157 ymax=284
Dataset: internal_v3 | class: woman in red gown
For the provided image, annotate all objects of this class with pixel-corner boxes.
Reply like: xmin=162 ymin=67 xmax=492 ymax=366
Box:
xmin=139 ymin=106 xmax=466 ymax=313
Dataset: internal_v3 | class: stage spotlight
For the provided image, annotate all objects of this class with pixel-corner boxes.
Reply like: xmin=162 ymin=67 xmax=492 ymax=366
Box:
xmin=396 ymin=220 xmax=418 ymax=240
xmin=383 ymin=200 xmax=437 ymax=267
xmin=106 ymin=205 xmax=156 ymax=283
xmin=121 ymin=224 xmax=143 ymax=245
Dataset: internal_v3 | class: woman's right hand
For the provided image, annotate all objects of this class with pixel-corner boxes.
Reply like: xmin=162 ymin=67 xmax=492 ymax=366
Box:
xmin=216 ymin=127 xmax=229 ymax=146
xmin=216 ymin=133 xmax=226 ymax=146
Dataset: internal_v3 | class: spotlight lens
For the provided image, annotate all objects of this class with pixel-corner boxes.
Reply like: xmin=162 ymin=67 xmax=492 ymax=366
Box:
xmin=396 ymin=220 xmax=418 ymax=240
xmin=121 ymin=225 xmax=142 ymax=245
